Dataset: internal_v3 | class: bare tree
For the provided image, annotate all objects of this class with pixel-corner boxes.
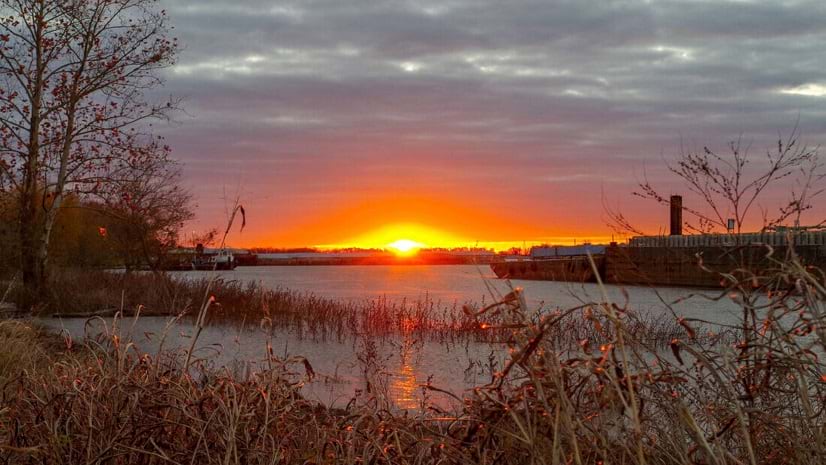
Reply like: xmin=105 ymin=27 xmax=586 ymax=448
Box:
xmin=624 ymin=127 xmax=823 ymax=236
xmin=0 ymin=0 xmax=177 ymax=304
xmin=602 ymin=185 xmax=647 ymax=240
xmin=91 ymin=142 xmax=193 ymax=271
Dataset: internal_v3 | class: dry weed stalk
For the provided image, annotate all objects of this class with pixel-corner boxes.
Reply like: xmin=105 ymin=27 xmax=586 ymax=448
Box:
xmin=455 ymin=251 xmax=826 ymax=464
xmin=3 ymin=251 xmax=824 ymax=464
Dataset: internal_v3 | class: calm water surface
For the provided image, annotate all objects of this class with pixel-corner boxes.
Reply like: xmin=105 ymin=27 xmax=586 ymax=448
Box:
xmin=43 ymin=265 xmax=740 ymax=410
xmin=174 ymin=265 xmax=741 ymax=322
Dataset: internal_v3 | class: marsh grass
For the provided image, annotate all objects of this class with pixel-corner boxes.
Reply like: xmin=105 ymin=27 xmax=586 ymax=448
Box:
xmin=3 ymin=248 xmax=824 ymax=463
xmin=0 ymin=320 xmax=52 ymax=385
xmin=41 ymin=269 xmax=690 ymax=349
xmin=451 ymin=250 xmax=826 ymax=464
xmin=0 ymin=314 xmax=474 ymax=464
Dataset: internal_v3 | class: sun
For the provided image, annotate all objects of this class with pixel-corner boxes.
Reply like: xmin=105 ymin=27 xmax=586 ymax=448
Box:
xmin=387 ymin=239 xmax=425 ymax=256
xmin=323 ymin=223 xmax=462 ymax=251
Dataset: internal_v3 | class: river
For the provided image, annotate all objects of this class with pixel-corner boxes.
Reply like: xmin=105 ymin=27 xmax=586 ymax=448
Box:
xmin=41 ymin=265 xmax=741 ymax=410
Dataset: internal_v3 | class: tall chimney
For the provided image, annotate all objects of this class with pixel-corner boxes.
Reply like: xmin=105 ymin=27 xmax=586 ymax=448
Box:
xmin=670 ymin=195 xmax=683 ymax=236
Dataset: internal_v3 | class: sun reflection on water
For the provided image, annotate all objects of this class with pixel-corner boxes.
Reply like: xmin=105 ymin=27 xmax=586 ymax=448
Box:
xmin=389 ymin=336 xmax=423 ymax=410
xmin=390 ymin=357 xmax=420 ymax=410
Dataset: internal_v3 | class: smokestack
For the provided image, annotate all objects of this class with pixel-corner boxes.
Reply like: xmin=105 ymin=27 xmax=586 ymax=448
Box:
xmin=670 ymin=195 xmax=683 ymax=236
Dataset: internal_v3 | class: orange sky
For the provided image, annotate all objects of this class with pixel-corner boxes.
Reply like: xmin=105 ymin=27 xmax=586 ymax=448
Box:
xmin=163 ymin=0 xmax=826 ymax=252
xmin=207 ymin=189 xmax=630 ymax=251
xmin=192 ymin=175 xmax=823 ymax=252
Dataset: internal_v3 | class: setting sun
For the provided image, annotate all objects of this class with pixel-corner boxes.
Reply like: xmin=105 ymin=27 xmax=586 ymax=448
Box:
xmin=322 ymin=223 xmax=467 ymax=250
xmin=387 ymin=239 xmax=425 ymax=255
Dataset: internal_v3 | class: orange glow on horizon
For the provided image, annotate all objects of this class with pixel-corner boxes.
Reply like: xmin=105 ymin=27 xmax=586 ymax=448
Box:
xmin=318 ymin=223 xmax=467 ymax=250
xmin=310 ymin=222 xmax=615 ymax=252
xmin=219 ymin=193 xmax=618 ymax=251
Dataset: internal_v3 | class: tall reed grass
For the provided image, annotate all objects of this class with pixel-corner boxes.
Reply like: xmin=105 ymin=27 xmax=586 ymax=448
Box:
xmin=41 ymin=269 xmax=688 ymax=348
xmin=2 ymin=248 xmax=823 ymax=464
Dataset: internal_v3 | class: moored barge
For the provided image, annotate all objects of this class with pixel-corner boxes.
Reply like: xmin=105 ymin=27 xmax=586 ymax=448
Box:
xmin=491 ymin=196 xmax=826 ymax=288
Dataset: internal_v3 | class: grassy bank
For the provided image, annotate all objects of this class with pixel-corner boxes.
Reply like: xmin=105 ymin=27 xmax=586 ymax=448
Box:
xmin=2 ymin=253 xmax=824 ymax=464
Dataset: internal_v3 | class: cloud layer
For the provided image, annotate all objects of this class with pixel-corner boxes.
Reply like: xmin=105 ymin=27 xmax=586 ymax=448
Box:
xmin=158 ymin=0 xmax=826 ymax=246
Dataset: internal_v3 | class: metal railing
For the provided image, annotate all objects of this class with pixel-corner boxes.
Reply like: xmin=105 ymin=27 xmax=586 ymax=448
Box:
xmin=629 ymin=231 xmax=826 ymax=248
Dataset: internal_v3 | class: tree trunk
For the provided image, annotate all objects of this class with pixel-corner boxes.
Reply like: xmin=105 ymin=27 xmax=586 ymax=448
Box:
xmin=35 ymin=201 xmax=62 ymax=292
xmin=30 ymin=98 xmax=79 ymax=306
xmin=17 ymin=6 xmax=47 ymax=311
xmin=18 ymin=208 xmax=42 ymax=310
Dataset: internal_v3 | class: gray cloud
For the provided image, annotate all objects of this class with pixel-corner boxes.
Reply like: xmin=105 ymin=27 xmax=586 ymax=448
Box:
xmin=156 ymin=0 xmax=826 ymax=239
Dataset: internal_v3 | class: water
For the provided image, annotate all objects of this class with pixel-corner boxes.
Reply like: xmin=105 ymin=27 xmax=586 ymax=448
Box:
xmin=41 ymin=265 xmax=742 ymax=410
xmin=172 ymin=265 xmax=742 ymax=322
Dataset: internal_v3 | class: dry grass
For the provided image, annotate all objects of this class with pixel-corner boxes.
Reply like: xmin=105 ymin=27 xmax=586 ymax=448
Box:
xmin=0 ymin=320 xmax=56 ymax=386
xmin=0 ymin=317 xmax=472 ymax=464
xmin=40 ymin=269 xmax=688 ymax=348
xmin=41 ymin=269 xmax=502 ymax=342
xmin=453 ymin=251 xmax=826 ymax=464
xmin=2 ymin=250 xmax=824 ymax=464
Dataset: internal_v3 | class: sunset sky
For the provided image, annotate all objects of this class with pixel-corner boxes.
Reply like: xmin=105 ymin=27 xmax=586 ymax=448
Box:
xmin=156 ymin=0 xmax=826 ymax=250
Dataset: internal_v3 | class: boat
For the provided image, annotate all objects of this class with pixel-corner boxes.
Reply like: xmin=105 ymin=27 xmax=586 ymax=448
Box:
xmin=192 ymin=249 xmax=237 ymax=270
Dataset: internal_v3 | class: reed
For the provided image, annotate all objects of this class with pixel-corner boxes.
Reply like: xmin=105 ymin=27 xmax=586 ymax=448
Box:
xmin=3 ymin=250 xmax=822 ymax=464
xmin=0 ymin=320 xmax=50 ymax=385
xmin=41 ymin=269 xmax=687 ymax=347
xmin=453 ymin=250 xmax=826 ymax=464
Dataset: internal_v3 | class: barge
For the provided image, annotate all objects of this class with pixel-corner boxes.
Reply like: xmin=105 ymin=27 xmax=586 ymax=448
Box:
xmin=491 ymin=196 xmax=826 ymax=288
